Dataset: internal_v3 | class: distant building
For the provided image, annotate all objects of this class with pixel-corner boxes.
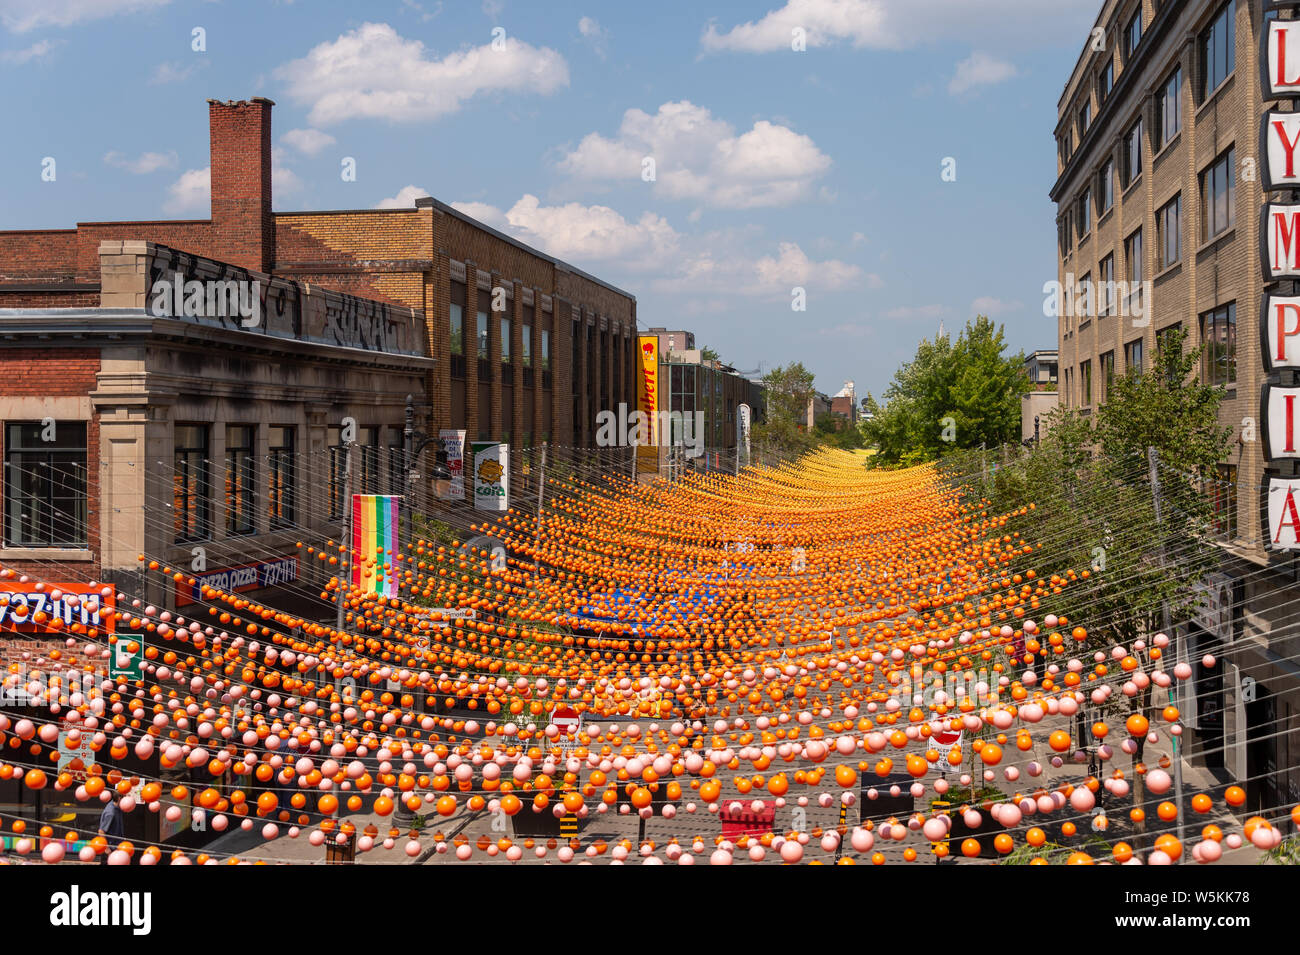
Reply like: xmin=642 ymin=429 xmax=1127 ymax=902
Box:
xmin=1021 ymin=349 xmax=1059 ymax=444
xmin=1024 ymin=349 xmax=1059 ymax=389
xmin=806 ymin=391 xmax=831 ymax=430
xmin=831 ymin=380 xmax=857 ymax=422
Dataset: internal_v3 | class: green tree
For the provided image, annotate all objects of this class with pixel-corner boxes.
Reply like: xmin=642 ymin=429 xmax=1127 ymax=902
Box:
xmin=700 ymin=345 xmax=721 ymax=362
xmin=753 ymin=362 xmax=818 ymax=459
xmin=865 ymin=316 xmax=1026 ymax=465
xmin=944 ymin=326 xmax=1232 ymax=847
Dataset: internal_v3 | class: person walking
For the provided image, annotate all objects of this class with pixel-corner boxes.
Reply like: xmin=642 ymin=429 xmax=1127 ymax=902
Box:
xmin=98 ymin=789 xmax=125 ymax=864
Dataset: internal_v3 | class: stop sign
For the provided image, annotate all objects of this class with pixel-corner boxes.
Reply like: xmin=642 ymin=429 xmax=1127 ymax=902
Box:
xmin=553 ymin=706 xmax=580 ymax=736
xmin=931 ymin=723 xmax=962 ymax=748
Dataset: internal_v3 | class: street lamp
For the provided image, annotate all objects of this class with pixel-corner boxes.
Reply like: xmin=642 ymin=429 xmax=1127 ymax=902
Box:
xmin=402 ymin=394 xmax=450 ymax=545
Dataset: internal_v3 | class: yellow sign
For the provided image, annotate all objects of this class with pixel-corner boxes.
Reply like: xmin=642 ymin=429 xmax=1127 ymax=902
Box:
xmin=637 ymin=335 xmax=659 ymax=471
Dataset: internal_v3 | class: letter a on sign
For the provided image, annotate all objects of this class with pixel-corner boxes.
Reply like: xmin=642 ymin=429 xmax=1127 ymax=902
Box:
xmin=1270 ymin=477 xmax=1300 ymax=550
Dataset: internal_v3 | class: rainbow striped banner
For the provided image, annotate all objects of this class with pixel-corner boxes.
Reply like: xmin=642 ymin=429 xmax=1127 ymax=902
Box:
xmin=351 ymin=494 xmax=400 ymax=596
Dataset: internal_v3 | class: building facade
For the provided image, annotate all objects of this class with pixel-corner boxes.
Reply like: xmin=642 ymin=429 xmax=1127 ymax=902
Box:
xmin=1053 ymin=0 xmax=1299 ymax=813
xmin=0 ymin=98 xmax=638 ymax=454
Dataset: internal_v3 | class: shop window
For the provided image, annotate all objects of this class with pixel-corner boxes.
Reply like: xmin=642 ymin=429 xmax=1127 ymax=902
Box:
xmin=3 ymin=420 xmax=86 ymax=547
xmin=174 ymin=424 xmax=210 ymax=543
xmin=268 ymin=426 xmax=295 ymax=529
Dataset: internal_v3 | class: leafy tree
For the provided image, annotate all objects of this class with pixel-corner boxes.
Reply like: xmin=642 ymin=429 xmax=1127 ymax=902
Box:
xmin=865 ymin=316 xmax=1026 ymax=465
xmin=753 ymin=362 xmax=818 ymax=459
xmin=700 ymin=345 xmax=721 ymax=362
xmin=943 ymin=326 xmax=1232 ymax=846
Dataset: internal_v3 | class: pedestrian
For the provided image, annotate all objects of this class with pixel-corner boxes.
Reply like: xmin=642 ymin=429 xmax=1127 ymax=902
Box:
xmin=98 ymin=789 xmax=125 ymax=865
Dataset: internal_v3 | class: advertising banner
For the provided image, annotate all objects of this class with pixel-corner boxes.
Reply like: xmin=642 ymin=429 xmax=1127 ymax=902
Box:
xmin=351 ymin=494 xmax=400 ymax=595
xmin=438 ymin=429 xmax=467 ymax=500
xmin=637 ymin=335 xmax=659 ymax=472
xmin=472 ymin=442 xmax=509 ymax=511
xmin=175 ymin=555 xmax=299 ymax=607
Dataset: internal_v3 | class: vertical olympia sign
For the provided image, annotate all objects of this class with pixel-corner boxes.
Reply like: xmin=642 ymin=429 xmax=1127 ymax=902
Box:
xmin=1261 ymin=16 xmax=1300 ymax=547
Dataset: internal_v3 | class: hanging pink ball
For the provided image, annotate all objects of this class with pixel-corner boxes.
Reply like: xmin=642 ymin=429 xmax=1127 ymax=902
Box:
xmin=1198 ymin=839 xmax=1222 ymax=862
xmin=41 ymin=842 xmax=65 ymax=864
xmin=308 ymin=830 xmax=326 ymax=847
xmin=1069 ymin=788 xmax=1095 ymax=812
xmin=779 ymin=840 xmax=803 ymax=863
xmin=1145 ymin=769 xmax=1172 ymax=795
xmin=107 ymin=849 xmax=131 ymax=866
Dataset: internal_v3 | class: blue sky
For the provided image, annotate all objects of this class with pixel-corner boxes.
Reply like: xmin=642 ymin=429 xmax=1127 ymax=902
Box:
xmin=1 ymin=0 xmax=1103 ymax=400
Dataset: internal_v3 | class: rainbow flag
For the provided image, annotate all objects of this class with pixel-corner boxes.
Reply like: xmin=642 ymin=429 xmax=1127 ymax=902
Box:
xmin=351 ymin=494 xmax=400 ymax=596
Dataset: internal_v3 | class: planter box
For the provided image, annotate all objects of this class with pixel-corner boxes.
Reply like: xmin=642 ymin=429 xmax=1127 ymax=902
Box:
xmin=859 ymin=775 xmax=916 ymax=823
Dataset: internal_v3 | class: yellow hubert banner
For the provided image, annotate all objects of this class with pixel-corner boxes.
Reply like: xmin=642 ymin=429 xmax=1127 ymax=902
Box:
xmin=637 ymin=335 xmax=659 ymax=471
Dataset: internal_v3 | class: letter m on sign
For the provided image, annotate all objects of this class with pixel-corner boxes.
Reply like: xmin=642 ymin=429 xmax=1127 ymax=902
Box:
xmin=1266 ymin=204 xmax=1300 ymax=280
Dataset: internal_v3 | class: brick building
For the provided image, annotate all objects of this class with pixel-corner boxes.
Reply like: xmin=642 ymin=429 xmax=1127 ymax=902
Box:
xmin=0 ymin=97 xmax=638 ymax=450
xmin=1052 ymin=0 xmax=1298 ymax=813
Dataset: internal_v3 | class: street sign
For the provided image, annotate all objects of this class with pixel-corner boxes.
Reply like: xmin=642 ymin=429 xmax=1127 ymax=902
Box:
xmin=553 ymin=706 xmax=580 ymax=736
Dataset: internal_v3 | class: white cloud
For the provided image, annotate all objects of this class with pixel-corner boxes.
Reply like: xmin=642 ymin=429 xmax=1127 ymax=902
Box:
xmin=375 ymin=185 xmax=432 ymax=209
xmin=451 ymin=194 xmax=679 ymax=264
xmin=103 ymin=149 xmax=178 ymax=174
xmin=149 ymin=60 xmax=197 ymax=85
xmin=559 ymin=101 xmax=831 ymax=209
xmin=702 ymin=0 xmax=1100 ymax=53
xmin=281 ymin=128 xmax=337 ymax=156
xmin=271 ymin=146 xmax=303 ymax=199
xmin=851 ymin=231 xmax=867 ymax=245
xmin=970 ymin=295 xmax=1021 ymax=316
xmin=164 ymin=167 xmax=210 ymax=214
xmin=274 ymin=22 xmax=569 ymax=126
xmin=482 ymin=0 xmax=503 ymax=18
xmin=0 ymin=39 xmax=57 ymax=64
xmin=1 ymin=0 xmax=169 ymax=32
xmin=577 ymin=15 xmax=608 ymax=58
xmin=948 ymin=51 xmax=1017 ymax=95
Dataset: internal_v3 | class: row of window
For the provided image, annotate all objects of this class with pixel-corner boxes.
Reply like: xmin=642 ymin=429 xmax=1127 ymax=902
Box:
xmin=173 ymin=424 xmax=299 ymax=543
xmin=1061 ymin=145 xmax=1236 ymax=293
xmin=1060 ymin=2 xmax=1233 ymax=169
xmin=1066 ymin=302 xmax=1237 ymax=410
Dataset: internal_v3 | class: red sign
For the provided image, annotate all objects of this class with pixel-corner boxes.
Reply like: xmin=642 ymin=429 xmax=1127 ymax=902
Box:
xmin=553 ymin=706 xmax=580 ymax=735
xmin=720 ymin=799 xmax=775 ymax=840
xmin=0 ymin=583 xmax=114 ymax=634
xmin=931 ymin=726 xmax=962 ymax=748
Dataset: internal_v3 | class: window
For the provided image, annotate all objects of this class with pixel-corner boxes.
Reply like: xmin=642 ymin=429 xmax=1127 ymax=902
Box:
xmin=388 ymin=430 xmax=403 ymax=496
xmin=1157 ymin=194 xmax=1181 ymax=269
xmin=541 ymin=329 xmax=552 ymax=388
xmin=1124 ymin=8 xmax=1142 ymax=60
xmin=1122 ymin=118 xmax=1143 ymax=188
xmin=1078 ymin=188 xmax=1091 ymax=236
xmin=522 ymin=323 xmax=532 ymax=367
xmin=1201 ymin=302 xmax=1236 ymax=386
xmin=1100 ymin=253 xmax=1116 ymax=315
xmin=1201 ymin=147 xmax=1235 ymax=242
xmin=1099 ymin=160 xmax=1114 ymax=214
xmin=1064 ymin=367 xmax=1074 ymax=407
xmin=1079 ymin=101 xmax=1091 ymax=137
xmin=501 ymin=317 xmax=511 ymax=363
xmin=1125 ymin=228 xmax=1143 ymax=315
xmin=1078 ymin=272 xmax=1093 ymax=319
xmin=174 ymin=424 xmax=209 ymax=543
xmin=477 ymin=308 xmax=489 ymax=359
xmin=450 ymin=303 xmax=464 ymax=355
xmin=1157 ymin=67 xmax=1181 ymax=149
xmin=450 ymin=281 xmax=467 ymax=379
xmin=268 ymin=426 xmax=295 ymax=529
xmin=1199 ymin=2 xmax=1234 ymax=101
xmin=1058 ymin=210 xmax=1073 ymax=257
xmin=1125 ymin=338 xmax=1144 ymax=375
xmin=225 ymin=425 xmax=255 ymax=536
xmin=1100 ymin=350 xmax=1116 ymax=403
xmin=3 ymin=421 xmax=86 ymax=547
xmin=1098 ymin=59 xmax=1114 ymax=104
xmin=1080 ymin=359 xmax=1092 ymax=407
xmin=1212 ymin=464 xmax=1237 ymax=538
xmin=1059 ymin=130 xmax=1072 ymax=167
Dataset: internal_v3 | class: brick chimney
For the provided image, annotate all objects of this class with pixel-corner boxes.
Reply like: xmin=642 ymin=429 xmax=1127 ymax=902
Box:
xmin=207 ymin=98 xmax=274 ymax=272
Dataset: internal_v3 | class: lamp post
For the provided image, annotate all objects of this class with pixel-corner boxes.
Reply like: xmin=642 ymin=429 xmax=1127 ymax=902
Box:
xmin=402 ymin=394 xmax=449 ymax=547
